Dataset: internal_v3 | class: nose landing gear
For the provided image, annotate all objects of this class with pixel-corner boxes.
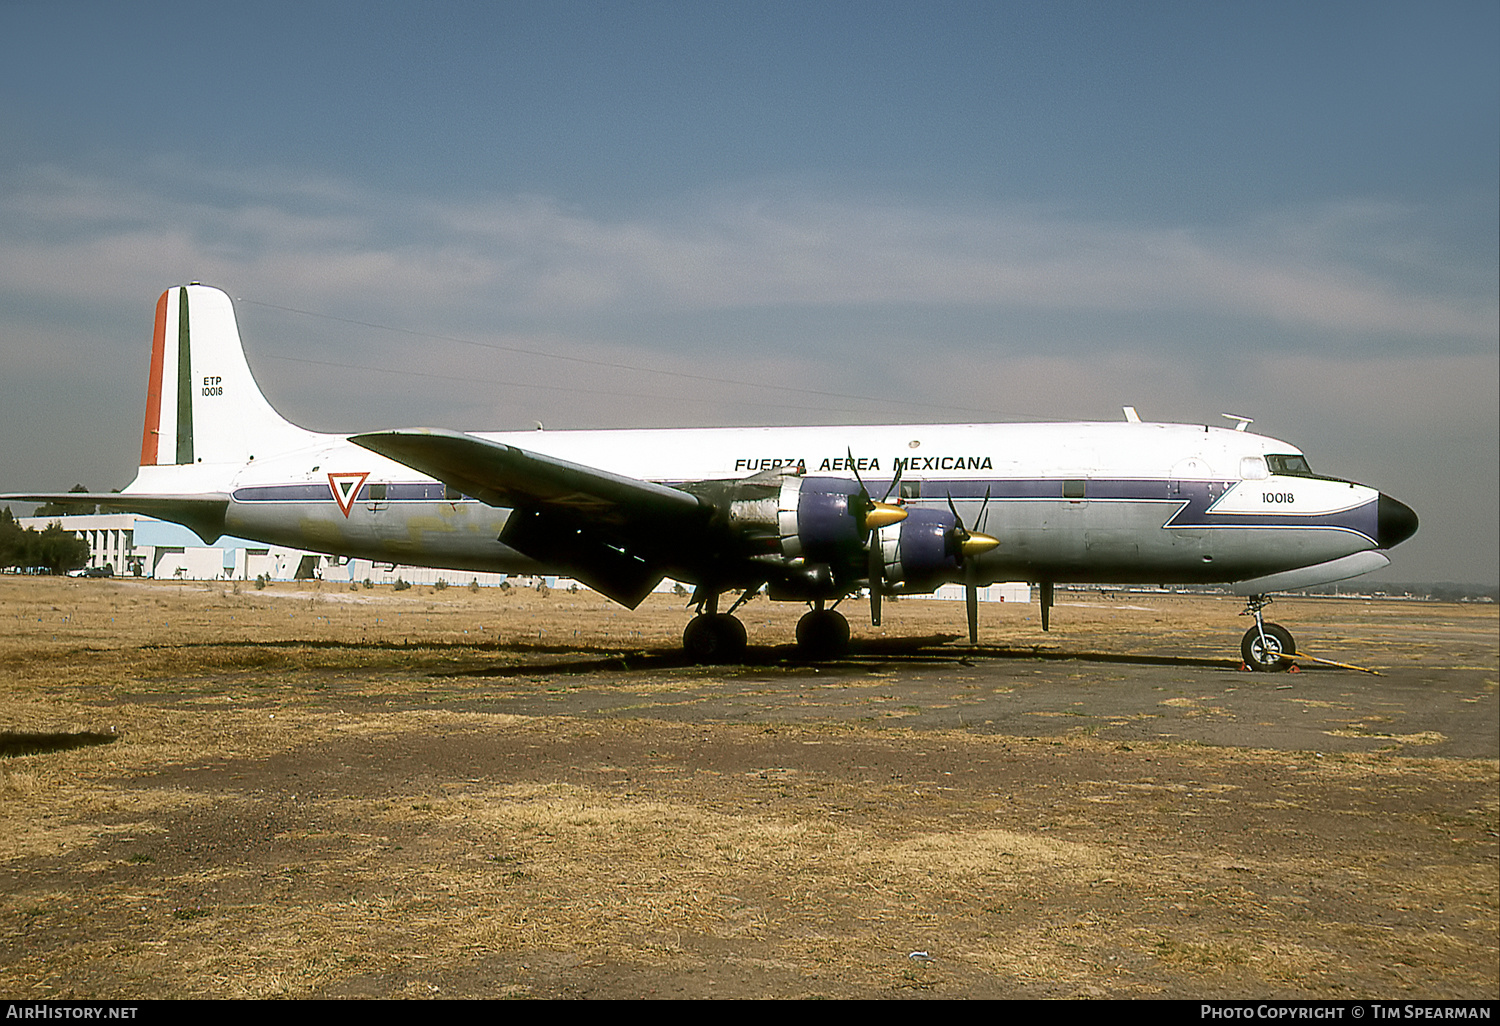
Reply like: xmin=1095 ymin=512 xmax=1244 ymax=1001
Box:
xmin=1240 ymin=595 xmax=1297 ymax=672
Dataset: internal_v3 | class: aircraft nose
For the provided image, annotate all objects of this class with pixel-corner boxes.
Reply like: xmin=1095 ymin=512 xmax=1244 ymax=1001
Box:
xmin=1377 ymin=493 xmax=1418 ymax=548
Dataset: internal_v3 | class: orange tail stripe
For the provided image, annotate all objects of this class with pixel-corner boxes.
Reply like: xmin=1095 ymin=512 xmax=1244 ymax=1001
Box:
xmin=139 ymin=289 xmax=169 ymax=466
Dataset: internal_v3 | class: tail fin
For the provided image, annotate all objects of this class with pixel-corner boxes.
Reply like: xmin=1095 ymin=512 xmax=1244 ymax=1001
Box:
xmin=139 ymin=284 xmax=314 ymax=468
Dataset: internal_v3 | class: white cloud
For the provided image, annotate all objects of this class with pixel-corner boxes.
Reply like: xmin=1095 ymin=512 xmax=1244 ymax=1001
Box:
xmin=1 ymin=163 xmax=1494 ymax=350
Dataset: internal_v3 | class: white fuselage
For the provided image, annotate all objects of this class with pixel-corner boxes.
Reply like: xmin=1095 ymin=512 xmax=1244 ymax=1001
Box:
xmin=126 ymin=419 xmax=1385 ymax=588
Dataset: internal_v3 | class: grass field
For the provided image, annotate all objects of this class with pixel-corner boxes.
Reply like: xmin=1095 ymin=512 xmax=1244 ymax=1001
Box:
xmin=1 ymin=577 xmax=1495 ymax=998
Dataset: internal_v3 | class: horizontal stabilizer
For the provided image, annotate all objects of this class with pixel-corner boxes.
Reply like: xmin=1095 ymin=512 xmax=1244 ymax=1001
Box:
xmin=1231 ymin=550 xmax=1391 ymax=595
xmin=2 ymin=492 xmax=230 ymax=545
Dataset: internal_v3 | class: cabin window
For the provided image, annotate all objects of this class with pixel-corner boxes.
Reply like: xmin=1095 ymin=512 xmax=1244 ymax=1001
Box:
xmin=367 ymin=483 xmax=387 ymax=501
xmin=1266 ymin=454 xmax=1313 ymax=477
xmin=899 ymin=480 xmax=921 ymax=500
xmin=444 ymin=485 xmax=463 ymax=502
xmin=1063 ymin=479 xmax=1087 ymax=499
xmin=1240 ymin=456 xmax=1269 ymax=480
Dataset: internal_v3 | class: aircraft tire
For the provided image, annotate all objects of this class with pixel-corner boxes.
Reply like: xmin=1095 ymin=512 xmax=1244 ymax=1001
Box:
xmin=1241 ymin=623 xmax=1296 ymax=672
xmin=795 ymin=609 xmax=850 ymax=661
xmin=683 ymin=613 xmax=747 ymax=664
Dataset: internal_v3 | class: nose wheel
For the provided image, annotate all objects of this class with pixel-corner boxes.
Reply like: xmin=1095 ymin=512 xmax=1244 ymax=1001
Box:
xmin=1241 ymin=622 xmax=1295 ymax=671
xmin=1239 ymin=594 xmax=1297 ymax=672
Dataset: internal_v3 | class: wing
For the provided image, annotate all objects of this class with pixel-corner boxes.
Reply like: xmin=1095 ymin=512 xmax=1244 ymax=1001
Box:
xmin=350 ymin=428 xmax=709 ymax=607
xmin=2 ymin=492 xmax=230 ymax=544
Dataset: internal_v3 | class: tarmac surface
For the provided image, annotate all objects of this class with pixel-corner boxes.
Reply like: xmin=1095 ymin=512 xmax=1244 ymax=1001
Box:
xmin=420 ymin=637 xmax=1497 ymax=759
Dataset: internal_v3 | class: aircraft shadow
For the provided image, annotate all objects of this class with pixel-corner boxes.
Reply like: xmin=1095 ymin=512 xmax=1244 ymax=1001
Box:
xmin=135 ymin=635 xmax=1254 ymax=676
xmin=437 ymin=636 xmax=1249 ymax=678
xmin=0 ymin=731 xmax=118 ymax=758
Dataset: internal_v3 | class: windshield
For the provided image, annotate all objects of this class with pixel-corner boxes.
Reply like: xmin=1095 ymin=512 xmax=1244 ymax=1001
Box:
xmin=1266 ymin=454 xmax=1314 ymax=477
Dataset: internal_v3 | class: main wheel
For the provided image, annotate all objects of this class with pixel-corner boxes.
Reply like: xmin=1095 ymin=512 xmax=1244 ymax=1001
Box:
xmin=795 ymin=609 xmax=850 ymax=661
xmin=683 ymin=613 xmax=747 ymax=664
xmin=1241 ymin=623 xmax=1296 ymax=672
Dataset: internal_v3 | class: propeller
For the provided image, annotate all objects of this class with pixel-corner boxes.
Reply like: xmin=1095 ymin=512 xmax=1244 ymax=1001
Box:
xmin=946 ymin=489 xmax=998 ymax=645
xmin=848 ymin=450 xmax=905 ymax=627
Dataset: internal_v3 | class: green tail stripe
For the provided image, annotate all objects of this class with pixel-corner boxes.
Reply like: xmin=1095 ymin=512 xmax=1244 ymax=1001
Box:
xmin=176 ymin=287 xmax=194 ymax=465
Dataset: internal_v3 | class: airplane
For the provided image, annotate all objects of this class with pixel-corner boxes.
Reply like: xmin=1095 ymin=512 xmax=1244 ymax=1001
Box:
xmin=5 ymin=284 xmax=1419 ymax=670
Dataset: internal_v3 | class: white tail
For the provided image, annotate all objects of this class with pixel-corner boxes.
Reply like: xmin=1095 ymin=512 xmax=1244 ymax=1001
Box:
xmin=138 ymin=285 xmax=314 ymax=468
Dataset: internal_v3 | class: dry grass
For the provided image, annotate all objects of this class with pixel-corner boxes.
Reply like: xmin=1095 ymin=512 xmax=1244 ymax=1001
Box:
xmin=0 ymin=577 xmax=1495 ymax=998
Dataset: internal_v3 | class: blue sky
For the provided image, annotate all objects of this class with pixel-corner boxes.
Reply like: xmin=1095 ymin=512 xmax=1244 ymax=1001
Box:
xmin=1 ymin=1 xmax=1495 ymax=583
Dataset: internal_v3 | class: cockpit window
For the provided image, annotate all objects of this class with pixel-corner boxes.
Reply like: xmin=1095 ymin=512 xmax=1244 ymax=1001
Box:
xmin=1266 ymin=454 xmax=1313 ymax=477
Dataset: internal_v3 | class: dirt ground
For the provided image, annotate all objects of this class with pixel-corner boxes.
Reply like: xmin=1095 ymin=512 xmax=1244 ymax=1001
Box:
xmin=0 ymin=576 xmax=1495 ymax=999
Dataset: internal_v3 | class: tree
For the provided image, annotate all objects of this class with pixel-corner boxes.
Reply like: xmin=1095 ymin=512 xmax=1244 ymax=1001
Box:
xmin=0 ymin=511 xmax=89 ymax=574
xmin=33 ymin=523 xmax=90 ymax=575
xmin=0 ymin=509 xmax=24 ymax=568
xmin=32 ymin=483 xmax=94 ymax=517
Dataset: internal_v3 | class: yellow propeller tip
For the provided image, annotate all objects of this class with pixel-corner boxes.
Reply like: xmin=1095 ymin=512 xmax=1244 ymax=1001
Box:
xmin=961 ymin=532 xmax=1000 ymax=557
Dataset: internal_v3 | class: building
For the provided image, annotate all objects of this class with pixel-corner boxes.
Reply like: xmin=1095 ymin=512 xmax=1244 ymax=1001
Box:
xmin=17 ymin=512 xmax=144 ymax=576
xmin=16 ymin=512 xmax=514 ymax=586
xmin=18 ymin=512 xmax=1029 ymax=602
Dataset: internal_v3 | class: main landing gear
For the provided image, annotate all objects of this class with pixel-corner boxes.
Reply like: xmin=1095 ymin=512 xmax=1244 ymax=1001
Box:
xmin=1240 ymin=595 xmax=1297 ymax=672
xmin=683 ymin=590 xmax=851 ymax=664
xmin=682 ymin=585 xmax=750 ymax=663
xmin=795 ymin=606 xmax=850 ymax=661
xmin=682 ymin=612 xmax=747 ymax=663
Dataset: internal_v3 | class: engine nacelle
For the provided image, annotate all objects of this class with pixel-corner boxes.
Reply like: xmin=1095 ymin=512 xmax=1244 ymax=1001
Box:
xmin=776 ymin=476 xmax=866 ymax=563
xmin=878 ymin=506 xmax=961 ymax=592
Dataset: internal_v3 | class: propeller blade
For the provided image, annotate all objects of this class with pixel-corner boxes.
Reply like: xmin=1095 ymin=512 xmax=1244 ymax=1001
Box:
xmin=848 ymin=448 xmax=902 ymax=625
xmin=848 ymin=447 xmax=907 ymax=532
xmin=881 ymin=462 xmax=905 ymax=503
xmin=947 ymin=488 xmax=993 ymax=645
xmin=965 ymin=563 xmax=980 ymax=645
xmin=941 ymin=488 xmax=1000 ymax=561
xmin=846 ymin=446 xmax=867 ymax=489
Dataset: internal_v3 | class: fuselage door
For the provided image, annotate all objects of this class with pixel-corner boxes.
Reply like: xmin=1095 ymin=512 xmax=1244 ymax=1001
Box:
xmin=365 ymin=481 xmax=388 ymax=513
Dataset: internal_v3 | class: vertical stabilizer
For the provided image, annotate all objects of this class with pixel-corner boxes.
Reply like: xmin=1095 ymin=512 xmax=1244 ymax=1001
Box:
xmin=138 ymin=285 xmax=314 ymax=468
